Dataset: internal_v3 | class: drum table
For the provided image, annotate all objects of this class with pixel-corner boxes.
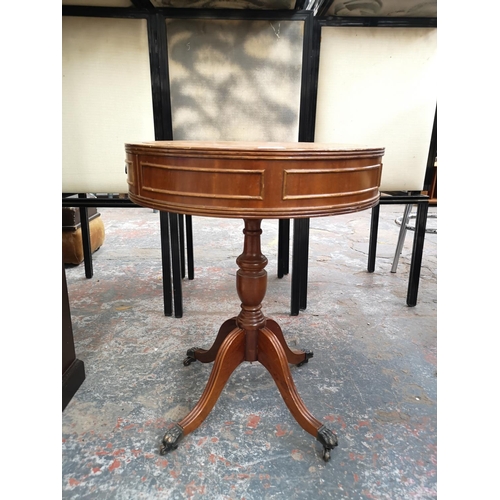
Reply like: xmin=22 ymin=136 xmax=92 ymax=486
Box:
xmin=126 ymin=141 xmax=384 ymax=461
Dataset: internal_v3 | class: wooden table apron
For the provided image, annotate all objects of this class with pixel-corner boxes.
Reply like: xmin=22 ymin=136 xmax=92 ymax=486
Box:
xmin=126 ymin=140 xmax=384 ymax=462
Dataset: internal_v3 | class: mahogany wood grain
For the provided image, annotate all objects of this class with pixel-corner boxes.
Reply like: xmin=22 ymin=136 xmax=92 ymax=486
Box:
xmin=264 ymin=318 xmax=311 ymax=365
xmin=126 ymin=141 xmax=384 ymax=219
xmin=258 ymin=327 xmax=324 ymax=437
xmin=189 ymin=317 xmax=238 ymax=364
xmin=179 ymin=328 xmax=245 ymax=435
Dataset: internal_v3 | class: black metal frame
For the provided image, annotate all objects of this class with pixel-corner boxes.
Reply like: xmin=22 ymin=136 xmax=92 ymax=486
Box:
xmin=365 ymin=106 xmax=436 ymax=307
xmin=367 ymin=194 xmax=430 ymax=306
xmin=286 ymin=13 xmax=323 ymax=314
xmin=288 ymin=14 xmax=437 ymax=313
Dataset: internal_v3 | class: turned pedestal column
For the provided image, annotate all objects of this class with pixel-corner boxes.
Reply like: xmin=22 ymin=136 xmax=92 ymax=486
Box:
xmin=160 ymin=219 xmax=338 ymax=460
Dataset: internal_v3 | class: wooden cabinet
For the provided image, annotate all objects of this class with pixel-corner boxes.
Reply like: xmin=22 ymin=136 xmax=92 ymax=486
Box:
xmin=62 ymin=262 xmax=85 ymax=411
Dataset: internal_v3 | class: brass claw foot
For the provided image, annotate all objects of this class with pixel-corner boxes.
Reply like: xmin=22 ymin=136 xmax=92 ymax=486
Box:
xmin=317 ymin=425 xmax=338 ymax=462
xmin=160 ymin=423 xmax=183 ymax=455
xmin=183 ymin=347 xmax=202 ymax=366
xmin=296 ymin=349 xmax=313 ymax=367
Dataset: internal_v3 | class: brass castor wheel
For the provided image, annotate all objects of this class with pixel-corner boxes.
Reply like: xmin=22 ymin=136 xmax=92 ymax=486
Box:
xmin=317 ymin=425 xmax=338 ymax=462
xmin=296 ymin=349 xmax=313 ymax=367
xmin=160 ymin=424 xmax=183 ymax=455
xmin=183 ymin=347 xmax=201 ymax=366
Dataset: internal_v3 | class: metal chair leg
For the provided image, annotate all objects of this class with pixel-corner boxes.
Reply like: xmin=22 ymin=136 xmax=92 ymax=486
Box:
xmin=160 ymin=212 xmax=193 ymax=317
xmin=169 ymin=213 xmax=184 ymax=318
xmin=290 ymin=219 xmax=302 ymax=316
xmin=391 ymin=204 xmax=413 ymax=273
xmin=277 ymin=219 xmax=290 ymax=278
xmin=78 ymin=193 xmax=93 ymax=279
xmin=186 ymin=215 xmax=194 ymax=280
xmin=407 ymin=201 xmax=429 ymax=307
xmin=160 ymin=211 xmax=173 ymax=317
xmin=290 ymin=218 xmax=310 ymax=315
xmin=367 ymin=203 xmax=380 ymax=273
xmin=299 ymin=218 xmax=310 ymax=311
xmin=179 ymin=215 xmax=186 ymax=279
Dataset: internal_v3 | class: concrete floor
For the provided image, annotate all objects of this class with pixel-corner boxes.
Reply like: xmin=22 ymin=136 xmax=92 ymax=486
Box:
xmin=63 ymin=204 xmax=437 ymax=499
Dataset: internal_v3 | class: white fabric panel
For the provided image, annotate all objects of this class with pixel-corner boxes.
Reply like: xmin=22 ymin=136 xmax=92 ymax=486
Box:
xmin=315 ymin=27 xmax=436 ymax=191
xmin=166 ymin=19 xmax=303 ymax=142
xmin=62 ymin=17 xmax=155 ymax=193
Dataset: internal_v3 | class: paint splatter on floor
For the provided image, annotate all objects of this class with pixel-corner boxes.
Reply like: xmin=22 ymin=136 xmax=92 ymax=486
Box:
xmin=63 ymin=207 xmax=437 ymax=499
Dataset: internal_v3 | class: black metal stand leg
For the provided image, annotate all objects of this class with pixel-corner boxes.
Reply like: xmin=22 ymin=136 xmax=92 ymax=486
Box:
xmin=185 ymin=215 xmax=194 ymax=280
xmin=179 ymin=215 xmax=186 ymax=279
xmin=407 ymin=200 xmax=429 ymax=307
xmin=367 ymin=203 xmax=380 ymax=273
xmin=290 ymin=219 xmax=301 ymax=316
xmin=277 ymin=219 xmax=290 ymax=278
xmin=78 ymin=194 xmax=93 ymax=279
xmin=291 ymin=218 xmax=309 ymax=315
xmin=391 ymin=204 xmax=413 ymax=273
xmin=160 ymin=211 xmax=173 ymax=317
xmin=169 ymin=212 xmax=183 ymax=318
xmin=299 ymin=218 xmax=310 ymax=311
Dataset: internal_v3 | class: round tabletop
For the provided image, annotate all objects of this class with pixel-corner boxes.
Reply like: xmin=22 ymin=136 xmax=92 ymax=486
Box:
xmin=125 ymin=141 xmax=384 ymax=219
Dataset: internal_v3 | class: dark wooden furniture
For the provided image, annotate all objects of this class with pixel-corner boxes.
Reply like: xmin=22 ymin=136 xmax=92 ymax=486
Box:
xmin=63 ymin=262 xmax=85 ymax=411
xmin=62 ymin=206 xmax=105 ymax=265
xmin=126 ymin=140 xmax=384 ymax=461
